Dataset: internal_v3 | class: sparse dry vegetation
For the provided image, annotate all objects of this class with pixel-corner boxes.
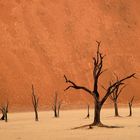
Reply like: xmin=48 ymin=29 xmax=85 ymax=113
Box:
xmin=52 ymin=92 xmax=62 ymax=118
xmin=0 ymin=101 xmax=9 ymax=122
xmin=128 ymin=96 xmax=134 ymax=117
xmin=85 ymin=104 xmax=90 ymax=119
xmin=32 ymin=85 xmax=39 ymax=121
xmin=109 ymin=83 xmax=126 ymax=117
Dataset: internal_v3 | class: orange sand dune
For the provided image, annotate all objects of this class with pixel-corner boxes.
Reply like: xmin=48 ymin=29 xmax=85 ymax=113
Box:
xmin=0 ymin=0 xmax=140 ymax=111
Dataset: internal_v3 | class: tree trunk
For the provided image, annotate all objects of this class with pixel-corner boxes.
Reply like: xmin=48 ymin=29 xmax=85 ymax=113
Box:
xmin=57 ymin=105 xmax=61 ymax=117
xmin=114 ymin=101 xmax=119 ymax=117
xmin=54 ymin=107 xmax=58 ymax=117
xmin=0 ymin=114 xmax=4 ymax=120
xmin=86 ymin=105 xmax=90 ymax=118
xmin=129 ymin=103 xmax=132 ymax=116
xmin=57 ymin=109 xmax=59 ymax=117
xmin=5 ymin=113 xmax=8 ymax=122
xmin=93 ymin=101 xmax=101 ymax=125
xmin=0 ymin=111 xmax=8 ymax=122
xmin=35 ymin=109 xmax=39 ymax=121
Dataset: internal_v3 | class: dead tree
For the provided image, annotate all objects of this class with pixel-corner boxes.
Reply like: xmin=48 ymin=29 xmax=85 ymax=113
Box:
xmin=64 ymin=41 xmax=136 ymax=128
xmin=0 ymin=102 xmax=9 ymax=122
xmin=52 ymin=92 xmax=62 ymax=118
xmin=0 ymin=114 xmax=4 ymax=120
xmin=85 ymin=104 xmax=90 ymax=119
xmin=32 ymin=85 xmax=39 ymax=121
xmin=128 ymin=96 xmax=134 ymax=117
xmin=52 ymin=92 xmax=58 ymax=117
xmin=57 ymin=100 xmax=62 ymax=117
xmin=109 ymin=84 xmax=126 ymax=117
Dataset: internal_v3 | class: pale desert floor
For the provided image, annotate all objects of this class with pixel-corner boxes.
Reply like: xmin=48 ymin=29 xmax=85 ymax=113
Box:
xmin=0 ymin=108 xmax=140 ymax=140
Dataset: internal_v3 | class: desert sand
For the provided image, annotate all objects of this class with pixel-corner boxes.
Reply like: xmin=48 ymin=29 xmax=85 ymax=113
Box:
xmin=0 ymin=108 xmax=140 ymax=140
xmin=0 ymin=0 xmax=140 ymax=110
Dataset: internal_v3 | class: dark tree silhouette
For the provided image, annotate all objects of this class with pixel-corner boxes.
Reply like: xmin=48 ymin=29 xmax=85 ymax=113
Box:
xmin=85 ymin=104 xmax=90 ymax=119
xmin=0 ymin=114 xmax=4 ymax=120
xmin=32 ymin=85 xmax=39 ymax=121
xmin=128 ymin=96 xmax=134 ymax=117
xmin=52 ymin=92 xmax=62 ymax=118
xmin=0 ymin=102 xmax=9 ymax=122
xmin=64 ymin=41 xmax=135 ymax=128
xmin=57 ymin=100 xmax=62 ymax=117
xmin=109 ymin=83 xmax=126 ymax=117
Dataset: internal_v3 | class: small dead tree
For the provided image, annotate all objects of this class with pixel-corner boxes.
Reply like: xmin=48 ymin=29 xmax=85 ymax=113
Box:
xmin=57 ymin=100 xmax=62 ymax=117
xmin=0 ymin=102 xmax=9 ymax=122
xmin=52 ymin=92 xmax=58 ymax=117
xmin=64 ymin=41 xmax=136 ymax=128
xmin=0 ymin=114 xmax=4 ymax=120
xmin=52 ymin=92 xmax=62 ymax=118
xmin=32 ymin=85 xmax=39 ymax=121
xmin=85 ymin=104 xmax=90 ymax=119
xmin=128 ymin=96 xmax=134 ymax=117
xmin=109 ymin=84 xmax=126 ymax=117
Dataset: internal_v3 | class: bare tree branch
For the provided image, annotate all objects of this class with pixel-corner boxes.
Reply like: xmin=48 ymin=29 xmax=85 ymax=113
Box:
xmin=116 ymin=85 xmax=126 ymax=99
xmin=0 ymin=101 xmax=9 ymax=122
xmin=130 ymin=96 xmax=135 ymax=105
xmin=64 ymin=75 xmax=92 ymax=95
xmin=101 ymin=73 xmax=135 ymax=106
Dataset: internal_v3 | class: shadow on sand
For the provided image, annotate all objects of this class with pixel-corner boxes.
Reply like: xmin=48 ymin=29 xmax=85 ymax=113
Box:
xmin=72 ymin=123 xmax=124 ymax=130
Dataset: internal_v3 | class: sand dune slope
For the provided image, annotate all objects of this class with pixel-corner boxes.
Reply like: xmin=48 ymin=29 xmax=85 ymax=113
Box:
xmin=0 ymin=0 xmax=140 ymax=110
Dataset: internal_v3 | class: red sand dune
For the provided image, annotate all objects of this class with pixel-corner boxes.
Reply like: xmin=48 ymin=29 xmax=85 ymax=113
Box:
xmin=0 ymin=0 xmax=140 ymax=111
